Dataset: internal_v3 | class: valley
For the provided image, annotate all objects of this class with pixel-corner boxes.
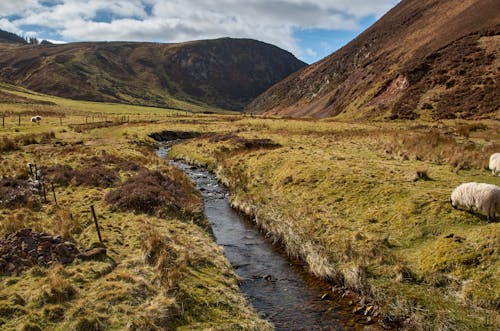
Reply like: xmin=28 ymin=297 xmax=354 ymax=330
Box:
xmin=0 ymin=85 xmax=498 ymax=330
xmin=0 ymin=0 xmax=498 ymax=329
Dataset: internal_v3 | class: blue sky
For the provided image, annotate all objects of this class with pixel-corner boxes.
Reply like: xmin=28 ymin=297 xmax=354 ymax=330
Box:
xmin=0 ymin=1 xmax=399 ymax=64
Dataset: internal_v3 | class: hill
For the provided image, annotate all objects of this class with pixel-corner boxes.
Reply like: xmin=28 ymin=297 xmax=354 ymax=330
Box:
xmin=247 ymin=0 xmax=500 ymax=120
xmin=0 ymin=29 xmax=27 ymax=44
xmin=0 ymin=34 xmax=306 ymax=111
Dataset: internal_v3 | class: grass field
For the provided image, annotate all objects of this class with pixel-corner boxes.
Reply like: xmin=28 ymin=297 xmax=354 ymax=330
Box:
xmin=0 ymin=83 xmax=499 ymax=330
xmin=170 ymin=118 xmax=500 ymax=330
xmin=0 ymin=85 xmax=270 ymax=330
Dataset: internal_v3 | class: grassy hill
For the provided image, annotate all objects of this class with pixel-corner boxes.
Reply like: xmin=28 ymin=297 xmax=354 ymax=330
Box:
xmin=0 ymin=34 xmax=306 ymax=112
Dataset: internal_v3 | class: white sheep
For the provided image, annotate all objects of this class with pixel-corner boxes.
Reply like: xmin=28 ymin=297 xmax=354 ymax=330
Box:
xmin=489 ymin=153 xmax=500 ymax=176
xmin=450 ymin=182 xmax=500 ymax=222
xmin=30 ymin=115 xmax=42 ymax=125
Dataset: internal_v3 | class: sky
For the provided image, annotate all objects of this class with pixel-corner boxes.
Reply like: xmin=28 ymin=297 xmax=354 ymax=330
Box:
xmin=0 ymin=0 xmax=400 ymax=64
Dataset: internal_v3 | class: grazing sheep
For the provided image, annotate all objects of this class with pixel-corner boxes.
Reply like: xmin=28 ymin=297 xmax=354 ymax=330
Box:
xmin=450 ymin=182 xmax=500 ymax=222
xmin=30 ymin=115 xmax=42 ymax=125
xmin=489 ymin=153 xmax=500 ymax=176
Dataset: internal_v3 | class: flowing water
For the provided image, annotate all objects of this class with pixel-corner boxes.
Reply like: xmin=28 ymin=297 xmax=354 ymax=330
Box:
xmin=157 ymin=145 xmax=371 ymax=331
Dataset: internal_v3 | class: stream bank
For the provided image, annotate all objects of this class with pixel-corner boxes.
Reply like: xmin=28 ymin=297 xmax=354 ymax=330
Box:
xmin=157 ymin=144 xmax=377 ymax=331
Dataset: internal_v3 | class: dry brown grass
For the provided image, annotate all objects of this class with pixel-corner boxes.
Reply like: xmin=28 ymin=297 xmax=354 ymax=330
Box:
xmin=40 ymin=265 xmax=77 ymax=304
xmin=142 ymin=224 xmax=188 ymax=290
xmin=381 ymin=127 xmax=499 ymax=171
xmin=40 ymin=164 xmax=75 ymax=186
xmin=0 ymin=132 xmax=56 ymax=154
xmin=50 ymin=209 xmax=83 ymax=240
xmin=0 ymin=136 xmax=18 ymax=152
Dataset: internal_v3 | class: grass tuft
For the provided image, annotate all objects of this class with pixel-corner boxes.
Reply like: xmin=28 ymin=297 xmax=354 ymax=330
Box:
xmin=40 ymin=265 xmax=77 ymax=304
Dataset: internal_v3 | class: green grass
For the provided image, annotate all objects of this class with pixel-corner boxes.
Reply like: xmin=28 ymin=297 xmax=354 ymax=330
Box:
xmin=1 ymin=84 xmax=499 ymax=330
xmin=170 ymin=117 xmax=500 ymax=330
xmin=0 ymin=88 xmax=268 ymax=330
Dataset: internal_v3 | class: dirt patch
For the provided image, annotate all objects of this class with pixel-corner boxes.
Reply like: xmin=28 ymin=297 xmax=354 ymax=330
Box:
xmin=0 ymin=228 xmax=79 ymax=275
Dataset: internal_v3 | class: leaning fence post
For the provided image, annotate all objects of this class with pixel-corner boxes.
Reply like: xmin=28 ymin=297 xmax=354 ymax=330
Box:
xmin=90 ymin=205 xmax=103 ymax=244
xmin=51 ymin=182 xmax=58 ymax=206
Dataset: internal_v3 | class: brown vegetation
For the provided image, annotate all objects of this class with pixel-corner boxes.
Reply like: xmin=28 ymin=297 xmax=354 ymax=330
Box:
xmin=68 ymin=121 xmax=124 ymax=133
xmin=85 ymin=153 xmax=142 ymax=172
xmin=379 ymin=127 xmax=499 ymax=171
xmin=208 ymin=132 xmax=281 ymax=149
xmin=105 ymin=168 xmax=203 ymax=219
xmin=0 ymin=132 xmax=55 ymax=152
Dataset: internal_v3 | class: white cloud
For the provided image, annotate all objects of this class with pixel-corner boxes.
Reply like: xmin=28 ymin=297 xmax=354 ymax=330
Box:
xmin=305 ymin=48 xmax=317 ymax=57
xmin=1 ymin=0 xmax=399 ymax=60
xmin=0 ymin=18 xmax=22 ymax=34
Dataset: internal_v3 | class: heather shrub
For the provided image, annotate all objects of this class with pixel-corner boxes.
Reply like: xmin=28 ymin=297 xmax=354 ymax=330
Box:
xmin=72 ymin=165 xmax=119 ymax=188
xmin=0 ymin=137 xmax=18 ymax=152
xmin=41 ymin=165 xmax=75 ymax=186
xmin=105 ymin=168 xmax=202 ymax=219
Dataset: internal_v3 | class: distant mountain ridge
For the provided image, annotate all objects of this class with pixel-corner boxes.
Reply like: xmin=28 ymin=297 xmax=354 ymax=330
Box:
xmin=247 ymin=0 xmax=500 ymax=120
xmin=0 ymin=30 xmax=306 ymax=111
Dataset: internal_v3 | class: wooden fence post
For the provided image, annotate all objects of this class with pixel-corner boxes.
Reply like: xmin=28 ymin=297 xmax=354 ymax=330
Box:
xmin=51 ymin=182 xmax=58 ymax=206
xmin=2 ymin=112 xmax=4 ymax=128
xmin=41 ymin=181 xmax=47 ymax=203
xmin=90 ymin=205 xmax=103 ymax=244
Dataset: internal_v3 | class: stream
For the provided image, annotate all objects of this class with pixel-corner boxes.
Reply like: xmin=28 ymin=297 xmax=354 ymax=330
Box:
xmin=157 ymin=145 xmax=371 ymax=331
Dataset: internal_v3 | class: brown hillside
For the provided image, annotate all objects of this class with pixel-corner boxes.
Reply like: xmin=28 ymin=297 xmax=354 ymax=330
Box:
xmin=247 ymin=0 xmax=500 ymax=120
xmin=0 ymin=37 xmax=306 ymax=111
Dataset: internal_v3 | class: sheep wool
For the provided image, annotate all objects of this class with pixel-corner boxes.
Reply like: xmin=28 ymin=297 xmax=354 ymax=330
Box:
xmin=451 ymin=182 xmax=500 ymax=222
xmin=489 ymin=153 xmax=500 ymax=176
